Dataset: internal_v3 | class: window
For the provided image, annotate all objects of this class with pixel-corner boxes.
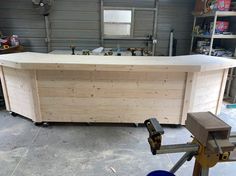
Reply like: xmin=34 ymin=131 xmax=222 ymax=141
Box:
xmin=104 ymin=10 xmax=132 ymax=37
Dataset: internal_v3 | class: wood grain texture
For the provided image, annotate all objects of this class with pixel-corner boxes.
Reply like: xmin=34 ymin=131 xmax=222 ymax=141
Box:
xmin=0 ymin=66 xmax=11 ymax=110
xmin=186 ymin=112 xmax=231 ymax=146
xmin=190 ymin=70 xmax=225 ymax=114
xmin=180 ymin=72 xmax=198 ymax=124
xmin=216 ymin=69 xmax=229 ymax=115
xmin=31 ymin=70 xmax=42 ymax=122
xmin=0 ymin=53 xmax=233 ymax=124
xmin=2 ymin=67 xmax=40 ymax=121
xmin=0 ymin=52 xmax=236 ymax=72
xmin=37 ymin=70 xmax=186 ymax=124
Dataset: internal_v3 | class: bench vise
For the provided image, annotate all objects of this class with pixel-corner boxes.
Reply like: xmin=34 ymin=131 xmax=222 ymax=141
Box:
xmin=144 ymin=112 xmax=236 ymax=176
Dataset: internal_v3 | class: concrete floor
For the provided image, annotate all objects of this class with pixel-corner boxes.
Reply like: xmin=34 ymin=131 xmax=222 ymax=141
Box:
xmin=0 ymin=104 xmax=236 ymax=176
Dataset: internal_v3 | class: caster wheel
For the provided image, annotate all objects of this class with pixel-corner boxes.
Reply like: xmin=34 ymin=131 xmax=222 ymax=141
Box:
xmin=134 ymin=123 xmax=139 ymax=127
xmin=33 ymin=122 xmax=43 ymax=126
xmin=33 ymin=122 xmax=49 ymax=127
xmin=169 ymin=124 xmax=181 ymax=128
xmin=9 ymin=112 xmax=18 ymax=117
xmin=86 ymin=122 xmax=91 ymax=126
xmin=42 ymin=122 xmax=49 ymax=127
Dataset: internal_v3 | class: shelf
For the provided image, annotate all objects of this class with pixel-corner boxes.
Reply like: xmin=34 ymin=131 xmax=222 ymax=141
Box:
xmin=192 ymin=34 xmax=211 ymax=38
xmin=191 ymin=11 xmax=236 ymax=57
xmin=225 ymin=56 xmax=236 ymax=59
xmin=213 ymin=34 xmax=236 ymax=39
xmin=192 ymin=34 xmax=236 ymax=39
xmin=190 ymin=51 xmax=236 ymax=59
xmin=193 ymin=11 xmax=236 ymax=18
xmin=104 ymin=37 xmax=149 ymax=40
xmin=103 ymin=6 xmax=157 ymax=11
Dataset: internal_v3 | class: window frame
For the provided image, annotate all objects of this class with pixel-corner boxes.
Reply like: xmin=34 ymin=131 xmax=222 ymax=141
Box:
xmin=102 ymin=8 xmax=134 ymax=39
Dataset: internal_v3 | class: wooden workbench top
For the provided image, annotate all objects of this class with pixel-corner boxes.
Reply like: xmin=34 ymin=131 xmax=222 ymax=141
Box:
xmin=0 ymin=52 xmax=236 ymax=72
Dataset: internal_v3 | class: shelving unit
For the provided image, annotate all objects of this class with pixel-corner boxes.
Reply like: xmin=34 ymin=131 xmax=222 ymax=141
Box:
xmin=190 ymin=11 xmax=236 ymax=55
xmin=190 ymin=11 xmax=236 ymax=99
xmin=192 ymin=34 xmax=236 ymax=39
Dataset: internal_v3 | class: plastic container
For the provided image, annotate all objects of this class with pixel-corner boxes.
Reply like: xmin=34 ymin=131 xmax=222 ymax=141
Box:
xmin=210 ymin=21 xmax=229 ymax=34
xmin=147 ymin=170 xmax=175 ymax=176
xmin=10 ymin=35 xmax=20 ymax=46
xmin=211 ymin=0 xmax=232 ymax=11
xmin=217 ymin=0 xmax=231 ymax=11
xmin=216 ymin=21 xmax=229 ymax=34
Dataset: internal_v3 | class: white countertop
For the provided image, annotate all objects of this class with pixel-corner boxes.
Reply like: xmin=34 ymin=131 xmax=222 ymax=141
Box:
xmin=0 ymin=52 xmax=236 ymax=72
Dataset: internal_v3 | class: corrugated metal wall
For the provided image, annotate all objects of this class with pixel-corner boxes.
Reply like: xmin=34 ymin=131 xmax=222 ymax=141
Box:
xmin=0 ymin=0 xmax=46 ymax=52
xmin=0 ymin=0 xmax=194 ymax=55
xmin=157 ymin=0 xmax=194 ymax=55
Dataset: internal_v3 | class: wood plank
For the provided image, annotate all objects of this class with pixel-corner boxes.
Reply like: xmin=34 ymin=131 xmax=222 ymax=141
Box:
xmin=40 ymin=97 xmax=183 ymax=124
xmin=30 ymin=70 xmax=42 ymax=122
xmin=37 ymin=70 xmax=186 ymax=81
xmin=216 ymin=69 xmax=229 ymax=114
xmin=186 ymin=112 xmax=231 ymax=146
xmin=38 ymin=80 xmax=186 ymax=90
xmin=0 ymin=66 xmax=11 ymax=110
xmin=180 ymin=72 xmax=198 ymax=124
xmin=0 ymin=53 xmax=232 ymax=124
xmin=0 ymin=52 xmax=236 ymax=72
xmin=37 ymin=69 xmax=185 ymax=124
xmin=39 ymin=87 xmax=184 ymax=99
xmin=3 ymin=67 xmax=39 ymax=121
xmin=191 ymin=70 xmax=225 ymax=114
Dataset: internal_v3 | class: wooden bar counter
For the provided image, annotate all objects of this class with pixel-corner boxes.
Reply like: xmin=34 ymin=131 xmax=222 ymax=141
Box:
xmin=0 ymin=52 xmax=236 ymax=124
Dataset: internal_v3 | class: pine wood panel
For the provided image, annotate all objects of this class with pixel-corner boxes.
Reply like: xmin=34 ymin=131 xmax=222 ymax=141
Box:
xmin=37 ymin=70 xmax=186 ymax=123
xmin=191 ymin=70 xmax=225 ymax=114
xmin=0 ymin=66 xmax=11 ymax=110
xmin=1 ymin=52 xmax=236 ymax=72
xmin=0 ymin=53 xmax=232 ymax=124
xmin=40 ymin=97 xmax=183 ymax=123
xmin=3 ymin=67 xmax=40 ymax=121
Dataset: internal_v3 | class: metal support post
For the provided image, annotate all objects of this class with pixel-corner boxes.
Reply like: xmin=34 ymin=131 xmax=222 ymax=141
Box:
xmin=170 ymin=151 xmax=197 ymax=174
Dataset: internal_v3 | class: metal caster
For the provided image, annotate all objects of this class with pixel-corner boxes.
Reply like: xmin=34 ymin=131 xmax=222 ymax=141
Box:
xmin=86 ymin=122 xmax=91 ymax=126
xmin=33 ymin=122 xmax=49 ymax=127
xmin=169 ymin=124 xmax=181 ymax=128
xmin=9 ymin=111 xmax=18 ymax=117
xmin=42 ymin=122 xmax=49 ymax=127
xmin=33 ymin=122 xmax=43 ymax=126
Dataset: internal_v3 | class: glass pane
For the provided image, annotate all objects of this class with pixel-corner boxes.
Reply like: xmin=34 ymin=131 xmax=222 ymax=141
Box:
xmin=104 ymin=23 xmax=131 ymax=36
xmin=104 ymin=10 xmax=132 ymax=23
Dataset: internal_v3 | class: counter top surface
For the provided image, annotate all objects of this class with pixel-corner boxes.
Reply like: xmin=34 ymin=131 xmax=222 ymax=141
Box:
xmin=0 ymin=52 xmax=236 ymax=72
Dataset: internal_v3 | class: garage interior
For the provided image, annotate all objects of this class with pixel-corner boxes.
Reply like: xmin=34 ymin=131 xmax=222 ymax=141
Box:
xmin=1 ymin=0 xmax=236 ymax=176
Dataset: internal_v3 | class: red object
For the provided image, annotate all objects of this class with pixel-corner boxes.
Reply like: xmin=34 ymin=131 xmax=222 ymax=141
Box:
xmin=217 ymin=0 xmax=231 ymax=11
xmin=0 ymin=37 xmax=10 ymax=45
xmin=216 ymin=21 xmax=229 ymax=33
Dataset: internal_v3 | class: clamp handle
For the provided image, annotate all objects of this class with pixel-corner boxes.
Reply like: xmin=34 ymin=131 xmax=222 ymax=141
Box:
xmin=144 ymin=118 xmax=164 ymax=155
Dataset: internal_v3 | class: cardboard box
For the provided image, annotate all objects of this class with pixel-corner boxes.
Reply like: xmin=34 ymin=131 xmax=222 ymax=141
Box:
xmin=194 ymin=0 xmax=232 ymax=14
xmin=194 ymin=0 xmax=207 ymax=14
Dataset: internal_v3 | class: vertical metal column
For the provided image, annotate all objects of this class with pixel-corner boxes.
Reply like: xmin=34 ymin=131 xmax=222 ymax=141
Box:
xmin=152 ymin=0 xmax=158 ymax=56
xmin=201 ymin=168 xmax=209 ymax=176
xmin=190 ymin=17 xmax=196 ymax=54
xmin=100 ymin=0 xmax=104 ymax=46
xmin=131 ymin=8 xmax=135 ymax=38
xmin=170 ymin=151 xmax=195 ymax=174
xmin=225 ymin=68 xmax=234 ymax=98
xmin=44 ymin=15 xmax=51 ymax=53
xmin=209 ymin=14 xmax=218 ymax=55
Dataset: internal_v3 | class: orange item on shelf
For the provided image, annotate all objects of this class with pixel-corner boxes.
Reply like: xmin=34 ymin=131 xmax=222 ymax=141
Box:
xmin=3 ymin=45 xmax=10 ymax=49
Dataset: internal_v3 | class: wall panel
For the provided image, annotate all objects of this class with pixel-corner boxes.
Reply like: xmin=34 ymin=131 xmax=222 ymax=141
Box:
xmin=0 ymin=0 xmax=195 ymax=55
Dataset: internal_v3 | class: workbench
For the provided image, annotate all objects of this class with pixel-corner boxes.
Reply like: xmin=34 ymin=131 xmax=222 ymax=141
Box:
xmin=0 ymin=52 xmax=235 ymax=124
